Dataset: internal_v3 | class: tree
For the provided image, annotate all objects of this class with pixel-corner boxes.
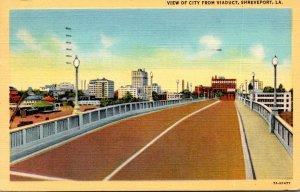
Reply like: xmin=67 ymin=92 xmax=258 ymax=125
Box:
xmin=248 ymin=83 xmax=253 ymax=91
xmin=152 ymin=91 xmax=159 ymax=101
xmin=181 ymin=89 xmax=191 ymax=98
xmin=65 ymin=100 xmax=74 ymax=107
xmin=123 ymin=91 xmax=134 ymax=102
xmin=215 ymin=90 xmax=224 ymax=98
xmin=263 ymin=86 xmax=274 ymax=93
xmin=277 ymin=84 xmax=286 ymax=92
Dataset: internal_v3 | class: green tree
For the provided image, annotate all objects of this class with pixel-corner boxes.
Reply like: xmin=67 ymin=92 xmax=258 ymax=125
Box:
xmin=263 ymin=86 xmax=274 ymax=93
xmin=152 ymin=91 xmax=159 ymax=101
xmin=248 ymin=83 xmax=253 ymax=91
xmin=65 ymin=100 xmax=74 ymax=107
xmin=181 ymin=89 xmax=191 ymax=98
xmin=123 ymin=92 xmax=134 ymax=102
xmin=215 ymin=90 xmax=224 ymax=98
xmin=277 ymin=84 xmax=286 ymax=92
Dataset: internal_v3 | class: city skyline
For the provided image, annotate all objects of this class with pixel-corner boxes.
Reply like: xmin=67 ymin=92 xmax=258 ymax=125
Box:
xmin=10 ymin=9 xmax=292 ymax=91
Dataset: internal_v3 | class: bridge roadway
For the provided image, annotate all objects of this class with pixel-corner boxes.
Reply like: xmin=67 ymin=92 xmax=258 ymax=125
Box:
xmin=11 ymin=100 xmax=246 ymax=180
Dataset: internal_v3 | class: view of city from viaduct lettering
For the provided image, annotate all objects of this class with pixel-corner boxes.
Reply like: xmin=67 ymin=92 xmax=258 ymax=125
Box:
xmin=9 ymin=9 xmax=292 ymax=180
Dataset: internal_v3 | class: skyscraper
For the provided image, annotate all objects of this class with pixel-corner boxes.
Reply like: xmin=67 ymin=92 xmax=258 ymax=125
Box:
xmin=132 ymin=69 xmax=148 ymax=88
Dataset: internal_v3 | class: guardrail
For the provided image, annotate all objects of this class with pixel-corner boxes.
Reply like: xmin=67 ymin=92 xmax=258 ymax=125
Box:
xmin=238 ymin=96 xmax=293 ymax=156
xmin=10 ymin=98 xmax=203 ymax=161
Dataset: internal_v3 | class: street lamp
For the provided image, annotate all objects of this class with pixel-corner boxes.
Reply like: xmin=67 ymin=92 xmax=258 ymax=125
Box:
xmin=73 ymin=55 xmax=80 ymax=114
xmin=150 ymin=71 xmax=153 ymax=101
xmin=251 ymin=72 xmax=255 ymax=102
xmin=245 ymin=80 xmax=248 ymax=96
xmin=241 ymin=83 xmax=244 ymax=96
xmin=190 ymin=83 xmax=193 ymax=99
xmin=272 ymin=55 xmax=278 ymax=113
xmin=252 ymin=72 xmax=255 ymax=92
xmin=176 ymin=79 xmax=179 ymax=99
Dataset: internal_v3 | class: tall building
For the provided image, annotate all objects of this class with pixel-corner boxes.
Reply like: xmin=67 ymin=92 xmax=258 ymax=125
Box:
xmin=132 ymin=69 xmax=148 ymax=88
xmin=88 ymin=78 xmax=114 ymax=99
xmin=182 ymin=80 xmax=185 ymax=92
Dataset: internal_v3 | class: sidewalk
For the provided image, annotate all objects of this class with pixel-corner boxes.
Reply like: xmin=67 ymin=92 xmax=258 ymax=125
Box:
xmin=235 ymin=101 xmax=292 ymax=179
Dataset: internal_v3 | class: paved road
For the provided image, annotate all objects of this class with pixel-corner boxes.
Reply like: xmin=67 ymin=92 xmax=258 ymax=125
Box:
xmin=11 ymin=100 xmax=246 ymax=181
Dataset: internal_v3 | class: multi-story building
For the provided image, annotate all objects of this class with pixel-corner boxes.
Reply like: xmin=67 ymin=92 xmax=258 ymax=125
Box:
xmin=78 ymin=100 xmax=101 ymax=107
xmin=158 ymin=92 xmax=182 ymax=101
xmin=152 ymin=83 xmax=161 ymax=94
xmin=249 ymin=79 xmax=263 ymax=91
xmin=88 ymin=78 xmax=114 ymax=99
xmin=40 ymin=84 xmax=57 ymax=92
xmin=118 ymin=85 xmax=138 ymax=99
xmin=211 ymin=75 xmax=236 ymax=100
xmin=132 ymin=69 xmax=148 ymax=88
xmin=57 ymin=82 xmax=74 ymax=91
xmin=250 ymin=92 xmax=292 ymax=112
xmin=144 ymin=83 xmax=162 ymax=100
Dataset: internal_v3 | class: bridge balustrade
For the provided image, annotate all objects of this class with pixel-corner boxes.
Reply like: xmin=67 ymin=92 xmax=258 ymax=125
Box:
xmin=10 ymin=98 xmax=204 ymax=160
xmin=238 ymin=96 xmax=293 ymax=156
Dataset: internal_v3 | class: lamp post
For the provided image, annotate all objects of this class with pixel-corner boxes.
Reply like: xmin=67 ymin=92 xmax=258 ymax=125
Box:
xmin=241 ymin=83 xmax=244 ymax=97
xmin=176 ymin=79 xmax=179 ymax=99
xmin=73 ymin=55 xmax=80 ymax=114
xmin=245 ymin=80 xmax=248 ymax=96
xmin=272 ymin=55 xmax=278 ymax=114
xmin=190 ymin=83 xmax=193 ymax=99
xmin=252 ymin=72 xmax=255 ymax=102
xmin=150 ymin=71 xmax=153 ymax=101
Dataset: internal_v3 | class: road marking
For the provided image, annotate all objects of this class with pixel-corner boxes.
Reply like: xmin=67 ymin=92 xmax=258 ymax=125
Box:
xmin=10 ymin=171 xmax=73 ymax=181
xmin=235 ymin=101 xmax=255 ymax=179
xmin=103 ymin=100 xmax=220 ymax=181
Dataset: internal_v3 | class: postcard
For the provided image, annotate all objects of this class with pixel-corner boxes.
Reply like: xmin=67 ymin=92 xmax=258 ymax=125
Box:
xmin=0 ymin=0 xmax=299 ymax=191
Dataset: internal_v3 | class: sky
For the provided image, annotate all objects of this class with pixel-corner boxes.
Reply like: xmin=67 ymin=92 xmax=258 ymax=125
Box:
xmin=10 ymin=9 xmax=292 ymax=92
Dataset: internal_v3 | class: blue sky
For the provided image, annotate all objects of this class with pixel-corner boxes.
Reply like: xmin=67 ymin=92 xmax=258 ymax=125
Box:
xmin=10 ymin=9 xmax=292 ymax=91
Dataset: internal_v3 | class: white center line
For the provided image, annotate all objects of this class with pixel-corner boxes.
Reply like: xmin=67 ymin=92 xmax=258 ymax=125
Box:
xmin=103 ymin=100 xmax=220 ymax=181
xmin=10 ymin=171 xmax=73 ymax=181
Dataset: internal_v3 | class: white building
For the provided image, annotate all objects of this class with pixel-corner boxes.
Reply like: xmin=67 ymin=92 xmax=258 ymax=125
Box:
xmin=19 ymin=95 xmax=43 ymax=108
xmin=78 ymin=100 xmax=100 ymax=107
xmin=118 ymin=85 xmax=139 ymax=99
xmin=249 ymin=79 xmax=264 ymax=91
xmin=57 ymin=82 xmax=74 ymax=91
xmin=132 ymin=69 xmax=148 ymax=88
xmin=159 ymin=92 xmax=182 ymax=100
xmin=40 ymin=84 xmax=57 ymax=92
xmin=88 ymin=78 xmax=114 ymax=99
xmin=251 ymin=92 xmax=292 ymax=112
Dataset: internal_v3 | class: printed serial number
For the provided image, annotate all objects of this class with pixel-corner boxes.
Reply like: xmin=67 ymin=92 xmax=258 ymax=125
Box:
xmin=273 ymin=181 xmax=291 ymax=185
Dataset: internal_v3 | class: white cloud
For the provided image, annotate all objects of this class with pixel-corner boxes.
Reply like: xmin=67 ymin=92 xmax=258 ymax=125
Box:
xmin=100 ymin=34 xmax=113 ymax=48
xmin=16 ymin=29 xmax=41 ymax=51
xmin=197 ymin=35 xmax=222 ymax=58
xmin=200 ymin=35 xmax=222 ymax=50
xmin=250 ymin=44 xmax=265 ymax=60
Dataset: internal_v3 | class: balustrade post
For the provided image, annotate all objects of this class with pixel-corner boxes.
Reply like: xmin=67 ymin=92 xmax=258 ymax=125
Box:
xmin=22 ymin=129 xmax=26 ymax=145
xmin=79 ymin=114 xmax=84 ymax=129
xmin=40 ymin=125 xmax=43 ymax=139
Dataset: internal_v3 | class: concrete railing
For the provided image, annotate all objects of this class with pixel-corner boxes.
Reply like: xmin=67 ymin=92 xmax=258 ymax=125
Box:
xmin=238 ymin=96 xmax=293 ymax=156
xmin=10 ymin=98 xmax=203 ymax=161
